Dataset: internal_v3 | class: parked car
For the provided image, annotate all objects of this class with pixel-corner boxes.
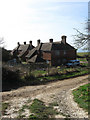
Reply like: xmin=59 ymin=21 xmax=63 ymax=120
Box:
xmin=66 ymin=60 xmax=80 ymax=67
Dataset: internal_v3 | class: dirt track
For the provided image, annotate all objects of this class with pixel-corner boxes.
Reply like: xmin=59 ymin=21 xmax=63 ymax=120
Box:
xmin=2 ymin=75 xmax=89 ymax=118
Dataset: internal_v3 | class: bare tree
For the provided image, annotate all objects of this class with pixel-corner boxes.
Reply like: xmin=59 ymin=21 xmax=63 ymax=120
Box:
xmin=73 ymin=28 xmax=89 ymax=50
xmin=73 ymin=19 xmax=90 ymax=51
xmin=73 ymin=19 xmax=90 ymax=62
xmin=0 ymin=37 xmax=4 ymax=46
xmin=73 ymin=1 xmax=90 ymax=50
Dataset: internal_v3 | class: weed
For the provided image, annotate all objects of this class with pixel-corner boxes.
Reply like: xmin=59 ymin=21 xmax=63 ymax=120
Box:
xmin=64 ymin=118 xmax=71 ymax=120
xmin=49 ymin=67 xmax=59 ymax=76
xmin=22 ymin=104 xmax=29 ymax=109
xmin=32 ymin=70 xmax=46 ymax=77
xmin=49 ymin=102 xmax=59 ymax=106
xmin=17 ymin=114 xmax=26 ymax=118
xmin=29 ymin=114 xmax=38 ymax=119
xmin=2 ymin=102 xmax=9 ymax=115
xmin=18 ymin=108 xmax=25 ymax=114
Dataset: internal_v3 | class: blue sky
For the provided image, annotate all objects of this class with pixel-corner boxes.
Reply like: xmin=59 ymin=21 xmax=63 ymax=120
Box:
xmin=0 ymin=0 xmax=88 ymax=52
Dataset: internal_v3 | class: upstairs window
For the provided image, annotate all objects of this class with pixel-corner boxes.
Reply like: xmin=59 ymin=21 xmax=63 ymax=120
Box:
xmin=64 ymin=50 xmax=66 ymax=55
xmin=55 ymin=50 xmax=60 ymax=56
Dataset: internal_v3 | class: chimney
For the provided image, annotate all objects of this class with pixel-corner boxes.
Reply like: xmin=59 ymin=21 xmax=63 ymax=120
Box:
xmin=61 ymin=35 xmax=67 ymax=44
xmin=37 ymin=39 xmax=40 ymax=46
xmin=49 ymin=39 xmax=53 ymax=43
xmin=29 ymin=41 xmax=32 ymax=46
xmin=24 ymin=41 xmax=26 ymax=45
xmin=17 ymin=42 xmax=20 ymax=46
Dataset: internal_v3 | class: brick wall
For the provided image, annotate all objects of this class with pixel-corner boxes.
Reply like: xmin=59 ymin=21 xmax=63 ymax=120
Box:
xmin=51 ymin=50 xmax=76 ymax=66
xmin=42 ymin=51 xmax=51 ymax=61
xmin=42 ymin=50 xmax=76 ymax=66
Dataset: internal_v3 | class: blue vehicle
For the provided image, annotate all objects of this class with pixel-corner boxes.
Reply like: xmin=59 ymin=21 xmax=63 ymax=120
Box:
xmin=66 ymin=60 xmax=80 ymax=67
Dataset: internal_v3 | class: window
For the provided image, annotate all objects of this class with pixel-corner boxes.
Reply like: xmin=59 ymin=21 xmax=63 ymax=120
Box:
xmin=64 ymin=50 xmax=66 ymax=55
xmin=55 ymin=50 xmax=60 ymax=56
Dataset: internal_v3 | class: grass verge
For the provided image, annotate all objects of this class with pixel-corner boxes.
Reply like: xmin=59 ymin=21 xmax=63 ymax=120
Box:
xmin=72 ymin=83 xmax=89 ymax=111
xmin=37 ymin=68 xmax=88 ymax=84
xmin=23 ymin=67 xmax=88 ymax=86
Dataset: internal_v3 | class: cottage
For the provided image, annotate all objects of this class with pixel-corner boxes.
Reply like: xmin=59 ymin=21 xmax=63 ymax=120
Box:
xmin=26 ymin=40 xmax=45 ymax=63
xmin=11 ymin=41 xmax=35 ymax=61
xmin=26 ymin=35 xmax=76 ymax=66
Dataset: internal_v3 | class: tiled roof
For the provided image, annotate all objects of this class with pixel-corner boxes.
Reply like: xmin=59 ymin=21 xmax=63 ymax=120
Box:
xmin=26 ymin=41 xmax=75 ymax=59
xmin=41 ymin=42 xmax=75 ymax=51
xmin=18 ymin=44 xmax=34 ymax=57
xmin=18 ymin=44 xmax=29 ymax=51
xmin=41 ymin=43 xmax=52 ymax=51
xmin=27 ymin=54 xmax=45 ymax=63
xmin=11 ymin=46 xmax=19 ymax=55
xmin=51 ymin=42 xmax=75 ymax=50
xmin=28 ymin=55 xmax=38 ymax=63
xmin=26 ymin=43 xmax=43 ymax=58
xmin=26 ymin=47 xmax=37 ymax=58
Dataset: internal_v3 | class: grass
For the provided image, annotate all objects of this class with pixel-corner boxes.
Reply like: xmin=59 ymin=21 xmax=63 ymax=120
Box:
xmin=2 ymin=102 xmax=9 ymax=115
xmin=37 ymin=68 xmax=88 ymax=83
xmin=77 ymin=52 xmax=89 ymax=63
xmin=18 ymin=104 xmax=30 ymax=118
xmin=72 ymin=83 xmax=89 ymax=111
xmin=3 ymin=61 xmax=88 ymax=91
xmin=29 ymin=99 xmax=57 ymax=119
xmin=77 ymin=52 xmax=89 ymax=56
xmin=17 ymin=99 xmax=59 ymax=119
xmin=78 ymin=58 xmax=87 ymax=62
xmin=49 ymin=102 xmax=59 ymax=107
xmin=31 ymin=70 xmax=46 ymax=77
xmin=22 ymin=66 xmax=88 ymax=86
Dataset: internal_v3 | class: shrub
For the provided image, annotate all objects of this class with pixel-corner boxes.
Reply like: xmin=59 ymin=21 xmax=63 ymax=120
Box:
xmin=24 ymin=74 xmax=39 ymax=85
xmin=2 ymin=48 xmax=13 ymax=62
xmin=49 ymin=67 xmax=59 ymax=76
xmin=24 ymin=73 xmax=35 ymax=80
xmin=2 ymin=67 xmax=21 ymax=91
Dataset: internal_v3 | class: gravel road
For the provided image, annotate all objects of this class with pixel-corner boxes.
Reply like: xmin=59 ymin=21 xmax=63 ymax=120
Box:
xmin=2 ymin=75 xmax=89 ymax=119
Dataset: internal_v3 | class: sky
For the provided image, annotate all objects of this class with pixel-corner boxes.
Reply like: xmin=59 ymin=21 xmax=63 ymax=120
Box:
xmin=0 ymin=0 xmax=88 ymax=52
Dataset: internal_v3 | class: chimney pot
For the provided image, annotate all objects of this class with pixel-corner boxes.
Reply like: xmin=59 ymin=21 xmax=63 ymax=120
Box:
xmin=24 ymin=42 xmax=26 ymax=45
xmin=29 ymin=41 xmax=32 ymax=45
xmin=37 ymin=39 xmax=40 ymax=46
xmin=17 ymin=42 xmax=20 ymax=46
xmin=61 ymin=35 xmax=67 ymax=44
xmin=49 ymin=39 xmax=53 ymax=43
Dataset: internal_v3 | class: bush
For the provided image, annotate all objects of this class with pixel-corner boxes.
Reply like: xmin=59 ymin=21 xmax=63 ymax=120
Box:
xmin=24 ymin=74 xmax=39 ymax=85
xmin=2 ymin=67 xmax=21 ymax=91
xmin=2 ymin=48 xmax=13 ymax=62
xmin=49 ymin=67 xmax=59 ymax=76
xmin=24 ymin=73 xmax=35 ymax=80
